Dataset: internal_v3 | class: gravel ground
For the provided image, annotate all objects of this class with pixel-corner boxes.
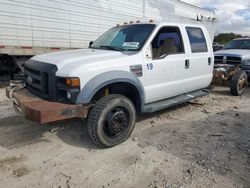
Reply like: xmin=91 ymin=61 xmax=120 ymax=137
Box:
xmin=0 ymin=86 xmax=249 ymax=188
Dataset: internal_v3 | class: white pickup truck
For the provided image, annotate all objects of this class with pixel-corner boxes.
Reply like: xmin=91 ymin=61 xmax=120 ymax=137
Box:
xmin=7 ymin=22 xmax=214 ymax=148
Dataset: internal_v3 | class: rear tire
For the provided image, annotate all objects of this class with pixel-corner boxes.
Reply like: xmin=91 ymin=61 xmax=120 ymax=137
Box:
xmin=87 ymin=94 xmax=136 ymax=148
xmin=230 ymin=71 xmax=248 ymax=96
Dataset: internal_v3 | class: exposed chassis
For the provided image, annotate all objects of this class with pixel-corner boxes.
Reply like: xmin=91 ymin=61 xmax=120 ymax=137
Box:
xmin=212 ymin=64 xmax=248 ymax=95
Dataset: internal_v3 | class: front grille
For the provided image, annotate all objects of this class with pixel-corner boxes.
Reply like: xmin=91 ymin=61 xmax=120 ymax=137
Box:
xmin=215 ymin=55 xmax=242 ymax=65
xmin=214 ymin=56 xmax=223 ymax=64
xmin=24 ymin=66 xmax=43 ymax=96
xmin=24 ymin=60 xmax=58 ymax=101
xmin=56 ymin=77 xmax=69 ymax=102
xmin=227 ymin=56 xmax=242 ymax=64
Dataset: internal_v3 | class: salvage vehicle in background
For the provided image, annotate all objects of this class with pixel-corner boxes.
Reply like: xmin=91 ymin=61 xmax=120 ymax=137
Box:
xmin=213 ymin=42 xmax=223 ymax=52
xmin=6 ymin=22 xmax=214 ymax=148
xmin=213 ymin=38 xmax=250 ymax=96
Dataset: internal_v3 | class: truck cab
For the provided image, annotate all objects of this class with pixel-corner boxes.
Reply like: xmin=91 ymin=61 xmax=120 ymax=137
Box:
xmin=7 ymin=22 xmax=214 ymax=148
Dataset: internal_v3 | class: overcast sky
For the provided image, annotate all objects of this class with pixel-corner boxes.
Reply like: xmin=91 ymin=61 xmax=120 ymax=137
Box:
xmin=182 ymin=0 xmax=250 ymax=36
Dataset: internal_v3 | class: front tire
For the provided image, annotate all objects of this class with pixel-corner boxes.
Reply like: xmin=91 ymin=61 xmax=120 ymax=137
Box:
xmin=87 ymin=94 xmax=136 ymax=148
xmin=230 ymin=71 xmax=248 ymax=96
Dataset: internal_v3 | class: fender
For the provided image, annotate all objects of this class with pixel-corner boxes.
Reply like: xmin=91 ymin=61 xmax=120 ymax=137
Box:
xmin=76 ymin=71 xmax=145 ymax=108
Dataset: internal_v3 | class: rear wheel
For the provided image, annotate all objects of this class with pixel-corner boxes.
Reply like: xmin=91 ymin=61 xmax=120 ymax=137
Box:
xmin=230 ymin=71 xmax=248 ymax=96
xmin=87 ymin=94 xmax=136 ymax=148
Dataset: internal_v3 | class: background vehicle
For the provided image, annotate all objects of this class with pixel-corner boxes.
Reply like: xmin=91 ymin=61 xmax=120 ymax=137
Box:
xmin=7 ymin=22 xmax=214 ymax=148
xmin=0 ymin=0 xmax=216 ymax=83
xmin=213 ymin=38 xmax=250 ymax=95
xmin=213 ymin=42 xmax=223 ymax=51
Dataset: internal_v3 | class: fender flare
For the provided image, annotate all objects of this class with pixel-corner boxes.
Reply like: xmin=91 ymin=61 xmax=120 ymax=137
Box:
xmin=76 ymin=71 xmax=145 ymax=108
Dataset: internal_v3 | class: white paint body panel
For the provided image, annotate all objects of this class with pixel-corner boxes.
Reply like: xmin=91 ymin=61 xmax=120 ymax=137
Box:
xmin=32 ymin=49 xmax=143 ymax=88
xmin=0 ymin=0 xmax=216 ymax=55
xmin=142 ymin=23 xmax=213 ymax=103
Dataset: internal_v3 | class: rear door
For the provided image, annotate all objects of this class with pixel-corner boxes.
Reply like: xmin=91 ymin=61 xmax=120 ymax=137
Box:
xmin=184 ymin=27 xmax=213 ymax=91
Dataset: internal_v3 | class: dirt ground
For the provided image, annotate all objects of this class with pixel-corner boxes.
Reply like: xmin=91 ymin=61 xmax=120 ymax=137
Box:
xmin=0 ymin=86 xmax=249 ymax=188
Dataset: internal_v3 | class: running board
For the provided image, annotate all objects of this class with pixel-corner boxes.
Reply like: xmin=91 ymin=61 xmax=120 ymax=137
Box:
xmin=143 ymin=89 xmax=209 ymax=113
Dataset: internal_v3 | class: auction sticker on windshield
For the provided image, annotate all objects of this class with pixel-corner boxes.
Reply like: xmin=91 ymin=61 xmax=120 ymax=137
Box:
xmin=122 ymin=42 xmax=140 ymax=49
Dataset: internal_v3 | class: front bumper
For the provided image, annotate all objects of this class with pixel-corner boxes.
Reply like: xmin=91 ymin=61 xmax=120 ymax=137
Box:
xmin=6 ymin=84 xmax=89 ymax=124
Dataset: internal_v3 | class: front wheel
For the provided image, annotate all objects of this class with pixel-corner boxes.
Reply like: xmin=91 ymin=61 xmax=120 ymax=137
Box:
xmin=230 ymin=71 xmax=248 ymax=96
xmin=87 ymin=94 xmax=136 ymax=148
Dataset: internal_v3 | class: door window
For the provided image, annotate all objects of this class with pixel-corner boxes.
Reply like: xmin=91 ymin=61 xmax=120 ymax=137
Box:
xmin=151 ymin=27 xmax=184 ymax=59
xmin=186 ymin=27 xmax=208 ymax=53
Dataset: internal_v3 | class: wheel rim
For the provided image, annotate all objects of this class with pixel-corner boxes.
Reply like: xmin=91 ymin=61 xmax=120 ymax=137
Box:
xmin=103 ymin=107 xmax=130 ymax=138
xmin=239 ymin=75 xmax=247 ymax=91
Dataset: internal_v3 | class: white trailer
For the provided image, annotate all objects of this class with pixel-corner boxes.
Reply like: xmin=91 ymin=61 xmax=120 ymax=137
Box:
xmin=0 ymin=0 xmax=216 ymax=80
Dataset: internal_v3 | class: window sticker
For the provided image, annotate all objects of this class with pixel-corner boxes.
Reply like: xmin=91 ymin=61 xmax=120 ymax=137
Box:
xmin=122 ymin=42 xmax=140 ymax=48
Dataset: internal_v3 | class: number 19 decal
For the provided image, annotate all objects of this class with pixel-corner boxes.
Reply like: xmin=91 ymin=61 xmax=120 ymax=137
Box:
xmin=147 ymin=63 xmax=154 ymax=70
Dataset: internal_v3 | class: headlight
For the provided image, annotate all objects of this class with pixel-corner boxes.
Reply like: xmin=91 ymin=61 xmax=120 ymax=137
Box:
xmin=243 ymin=58 xmax=250 ymax=66
xmin=216 ymin=67 xmax=227 ymax=73
xmin=57 ymin=77 xmax=81 ymax=103
xmin=66 ymin=91 xmax=72 ymax=100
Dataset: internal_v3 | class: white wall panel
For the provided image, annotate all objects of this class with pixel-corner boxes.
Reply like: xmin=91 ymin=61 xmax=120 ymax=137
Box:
xmin=0 ymin=0 xmax=216 ymax=55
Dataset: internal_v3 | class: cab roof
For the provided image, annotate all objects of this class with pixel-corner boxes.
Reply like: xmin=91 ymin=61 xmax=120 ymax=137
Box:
xmin=115 ymin=21 xmax=204 ymax=29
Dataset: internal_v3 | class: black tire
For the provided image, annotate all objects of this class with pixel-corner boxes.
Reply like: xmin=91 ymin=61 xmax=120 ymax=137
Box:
xmin=230 ymin=71 xmax=248 ymax=96
xmin=87 ymin=94 xmax=136 ymax=148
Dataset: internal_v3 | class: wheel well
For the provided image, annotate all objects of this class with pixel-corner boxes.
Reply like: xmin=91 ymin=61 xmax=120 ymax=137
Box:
xmin=0 ymin=54 xmax=21 ymax=83
xmin=91 ymin=82 xmax=142 ymax=113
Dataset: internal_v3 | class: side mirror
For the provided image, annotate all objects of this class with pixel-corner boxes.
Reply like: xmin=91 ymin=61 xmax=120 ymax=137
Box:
xmin=89 ymin=41 xmax=94 ymax=47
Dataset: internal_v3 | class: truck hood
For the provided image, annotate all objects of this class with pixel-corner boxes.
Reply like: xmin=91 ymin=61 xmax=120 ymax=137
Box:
xmin=31 ymin=48 xmax=131 ymax=69
xmin=215 ymin=49 xmax=250 ymax=57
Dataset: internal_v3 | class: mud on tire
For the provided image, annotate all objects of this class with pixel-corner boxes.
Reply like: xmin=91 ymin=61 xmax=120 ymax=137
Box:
xmin=87 ymin=94 xmax=136 ymax=148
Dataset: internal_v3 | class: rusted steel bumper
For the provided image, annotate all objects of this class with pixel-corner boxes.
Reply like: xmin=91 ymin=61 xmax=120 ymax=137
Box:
xmin=6 ymin=86 xmax=89 ymax=124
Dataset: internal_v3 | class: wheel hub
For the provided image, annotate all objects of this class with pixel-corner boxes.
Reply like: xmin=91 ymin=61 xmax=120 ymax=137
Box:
xmin=239 ymin=76 xmax=247 ymax=90
xmin=105 ymin=108 xmax=129 ymax=137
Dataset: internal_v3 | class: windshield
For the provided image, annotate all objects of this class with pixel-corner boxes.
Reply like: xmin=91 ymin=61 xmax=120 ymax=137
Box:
xmin=91 ymin=24 xmax=155 ymax=51
xmin=223 ymin=39 xmax=250 ymax=50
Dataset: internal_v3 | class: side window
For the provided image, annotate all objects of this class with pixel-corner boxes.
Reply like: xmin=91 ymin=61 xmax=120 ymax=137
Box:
xmin=186 ymin=27 xmax=208 ymax=53
xmin=151 ymin=27 xmax=184 ymax=59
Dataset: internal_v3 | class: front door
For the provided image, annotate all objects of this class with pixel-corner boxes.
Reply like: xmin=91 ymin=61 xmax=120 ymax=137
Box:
xmin=143 ymin=26 xmax=191 ymax=104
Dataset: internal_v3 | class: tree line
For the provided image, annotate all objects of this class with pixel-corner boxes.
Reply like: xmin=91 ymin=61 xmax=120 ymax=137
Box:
xmin=214 ymin=33 xmax=249 ymax=44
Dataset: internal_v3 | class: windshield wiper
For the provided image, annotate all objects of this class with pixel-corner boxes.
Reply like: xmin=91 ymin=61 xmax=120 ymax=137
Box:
xmin=100 ymin=46 xmax=123 ymax=52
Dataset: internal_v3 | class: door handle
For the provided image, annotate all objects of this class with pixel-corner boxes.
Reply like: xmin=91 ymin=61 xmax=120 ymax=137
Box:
xmin=208 ymin=57 xmax=212 ymax=66
xmin=185 ymin=59 xmax=190 ymax=69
